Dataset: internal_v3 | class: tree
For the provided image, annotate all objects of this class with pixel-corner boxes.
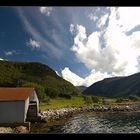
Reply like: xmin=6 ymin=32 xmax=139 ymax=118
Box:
xmin=127 ymin=95 xmax=140 ymax=101
xmin=59 ymin=93 xmax=71 ymax=99
xmin=21 ymin=82 xmax=46 ymax=101
xmin=45 ymin=87 xmax=58 ymax=98
xmin=83 ymin=96 xmax=93 ymax=104
xmin=91 ymin=96 xmax=100 ymax=103
xmin=115 ymin=98 xmax=124 ymax=103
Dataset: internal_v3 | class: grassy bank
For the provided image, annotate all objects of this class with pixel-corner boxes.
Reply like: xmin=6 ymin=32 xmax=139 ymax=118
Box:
xmin=39 ymin=96 xmax=117 ymax=110
xmin=39 ymin=96 xmax=87 ymax=110
xmin=39 ymin=95 xmax=140 ymax=111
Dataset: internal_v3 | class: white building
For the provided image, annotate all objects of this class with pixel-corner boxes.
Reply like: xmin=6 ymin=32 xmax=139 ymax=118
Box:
xmin=0 ymin=88 xmax=39 ymax=123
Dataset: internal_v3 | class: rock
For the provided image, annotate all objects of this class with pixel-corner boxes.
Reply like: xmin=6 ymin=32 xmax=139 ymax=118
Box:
xmin=41 ymin=117 xmax=48 ymax=123
xmin=14 ymin=126 xmax=29 ymax=133
xmin=0 ymin=126 xmax=29 ymax=134
xmin=41 ymin=104 xmax=139 ymax=122
xmin=0 ymin=127 xmax=13 ymax=133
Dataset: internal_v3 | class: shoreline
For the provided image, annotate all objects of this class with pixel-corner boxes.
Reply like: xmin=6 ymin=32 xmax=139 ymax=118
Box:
xmin=0 ymin=126 xmax=29 ymax=134
xmin=40 ymin=103 xmax=140 ymax=123
xmin=1 ymin=103 xmax=140 ymax=133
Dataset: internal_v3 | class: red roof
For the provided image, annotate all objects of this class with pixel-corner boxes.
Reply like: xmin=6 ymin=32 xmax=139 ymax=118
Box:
xmin=0 ymin=88 xmax=34 ymax=101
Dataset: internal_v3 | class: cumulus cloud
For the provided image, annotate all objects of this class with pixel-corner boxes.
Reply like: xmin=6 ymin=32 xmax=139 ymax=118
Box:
xmin=61 ymin=67 xmax=84 ymax=86
xmin=83 ymin=70 xmax=110 ymax=87
xmin=40 ymin=7 xmax=53 ymax=16
xmin=61 ymin=68 xmax=110 ymax=87
xmin=0 ymin=58 xmax=4 ymax=61
xmin=62 ymin=7 xmax=140 ymax=87
xmin=96 ymin=14 xmax=109 ymax=28
xmin=27 ymin=38 xmax=40 ymax=49
xmin=5 ymin=50 xmax=16 ymax=56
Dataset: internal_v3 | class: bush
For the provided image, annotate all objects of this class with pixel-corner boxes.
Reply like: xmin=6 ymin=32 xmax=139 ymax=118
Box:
xmin=42 ymin=96 xmax=50 ymax=104
xmin=21 ymin=82 xmax=46 ymax=101
xmin=128 ymin=95 xmax=140 ymax=101
xmin=45 ymin=87 xmax=58 ymax=98
xmin=91 ymin=96 xmax=100 ymax=103
xmin=115 ymin=98 xmax=124 ymax=103
xmin=58 ymin=93 xmax=71 ymax=99
xmin=83 ymin=96 xmax=93 ymax=104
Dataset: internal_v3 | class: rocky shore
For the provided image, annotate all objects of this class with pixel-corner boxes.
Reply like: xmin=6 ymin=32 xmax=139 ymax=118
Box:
xmin=40 ymin=104 xmax=139 ymax=122
xmin=0 ymin=126 xmax=29 ymax=133
xmin=2 ymin=104 xmax=139 ymax=133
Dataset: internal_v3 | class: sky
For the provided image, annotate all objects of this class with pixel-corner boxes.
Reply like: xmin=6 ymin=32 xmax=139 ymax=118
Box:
xmin=1 ymin=7 xmax=140 ymax=87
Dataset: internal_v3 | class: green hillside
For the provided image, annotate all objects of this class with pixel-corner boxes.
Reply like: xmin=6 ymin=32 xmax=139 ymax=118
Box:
xmin=83 ymin=72 xmax=140 ymax=97
xmin=0 ymin=60 xmax=81 ymax=101
xmin=76 ymin=86 xmax=87 ymax=92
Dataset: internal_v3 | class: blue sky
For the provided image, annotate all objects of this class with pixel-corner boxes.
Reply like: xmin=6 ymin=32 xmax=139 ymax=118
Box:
xmin=1 ymin=7 xmax=140 ymax=87
xmin=0 ymin=7 xmax=92 ymax=76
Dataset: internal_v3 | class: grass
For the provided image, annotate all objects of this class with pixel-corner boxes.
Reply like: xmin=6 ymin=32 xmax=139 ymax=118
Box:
xmin=39 ymin=95 xmax=138 ymax=111
xmin=39 ymin=96 xmax=88 ymax=110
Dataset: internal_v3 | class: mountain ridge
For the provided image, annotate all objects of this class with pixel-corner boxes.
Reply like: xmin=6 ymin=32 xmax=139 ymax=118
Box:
xmin=83 ymin=72 xmax=140 ymax=97
xmin=0 ymin=60 xmax=81 ymax=100
xmin=76 ymin=86 xmax=87 ymax=92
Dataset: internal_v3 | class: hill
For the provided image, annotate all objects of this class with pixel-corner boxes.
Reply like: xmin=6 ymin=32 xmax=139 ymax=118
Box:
xmin=0 ymin=60 xmax=81 ymax=100
xmin=83 ymin=72 xmax=140 ymax=97
xmin=76 ymin=86 xmax=87 ymax=92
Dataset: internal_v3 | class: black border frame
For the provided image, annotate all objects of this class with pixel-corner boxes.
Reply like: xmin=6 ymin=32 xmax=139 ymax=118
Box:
xmin=0 ymin=0 xmax=140 ymax=6
xmin=0 ymin=0 xmax=140 ymax=139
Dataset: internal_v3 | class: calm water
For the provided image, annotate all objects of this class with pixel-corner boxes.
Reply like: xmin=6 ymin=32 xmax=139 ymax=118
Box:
xmin=31 ymin=111 xmax=140 ymax=133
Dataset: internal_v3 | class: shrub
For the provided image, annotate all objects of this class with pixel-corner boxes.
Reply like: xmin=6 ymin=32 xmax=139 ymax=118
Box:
xmin=58 ymin=93 xmax=71 ymax=99
xmin=45 ymin=87 xmax=58 ymax=98
xmin=91 ymin=96 xmax=100 ymax=103
xmin=42 ymin=96 xmax=50 ymax=104
xmin=115 ymin=98 xmax=124 ymax=103
xmin=127 ymin=95 xmax=140 ymax=101
xmin=21 ymin=82 xmax=46 ymax=101
xmin=83 ymin=96 xmax=93 ymax=104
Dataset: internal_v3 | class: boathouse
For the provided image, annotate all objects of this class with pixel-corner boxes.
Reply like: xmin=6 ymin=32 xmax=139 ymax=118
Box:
xmin=0 ymin=88 xmax=39 ymax=123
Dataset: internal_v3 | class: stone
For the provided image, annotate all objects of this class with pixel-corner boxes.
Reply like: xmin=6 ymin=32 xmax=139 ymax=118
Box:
xmin=14 ymin=126 xmax=29 ymax=133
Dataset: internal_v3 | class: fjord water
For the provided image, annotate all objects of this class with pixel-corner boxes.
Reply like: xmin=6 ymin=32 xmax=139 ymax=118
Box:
xmin=31 ymin=111 xmax=140 ymax=133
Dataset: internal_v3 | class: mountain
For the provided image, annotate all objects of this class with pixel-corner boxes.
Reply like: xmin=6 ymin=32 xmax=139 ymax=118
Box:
xmin=77 ymin=86 xmax=87 ymax=92
xmin=0 ymin=60 xmax=81 ymax=100
xmin=83 ymin=72 xmax=140 ymax=97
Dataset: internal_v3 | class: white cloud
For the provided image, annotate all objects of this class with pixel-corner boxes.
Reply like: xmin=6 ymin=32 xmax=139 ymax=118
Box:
xmin=5 ymin=50 xmax=16 ymax=56
xmin=61 ymin=67 xmax=84 ymax=86
xmin=113 ymin=7 xmax=140 ymax=32
xmin=88 ymin=8 xmax=101 ymax=23
xmin=17 ymin=8 xmax=63 ymax=59
xmin=55 ymin=71 xmax=61 ymax=77
xmin=27 ymin=38 xmax=40 ymax=49
xmin=61 ymin=67 xmax=110 ymax=87
xmin=65 ymin=7 xmax=140 ymax=87
xmin=40 ymin=7 xmax=53 ymax=16
xmin=88 ymin=14 xmax=98 ymax=22
xmin=70 ymin=24 xmax=75 ymax=34
xmin=83 ymin=70 xmax=110 ymax=87
xmin=96 ymin=14 xmax=109 ymax=28
xmin=0 ymin=58 xmax=4 ymax=61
